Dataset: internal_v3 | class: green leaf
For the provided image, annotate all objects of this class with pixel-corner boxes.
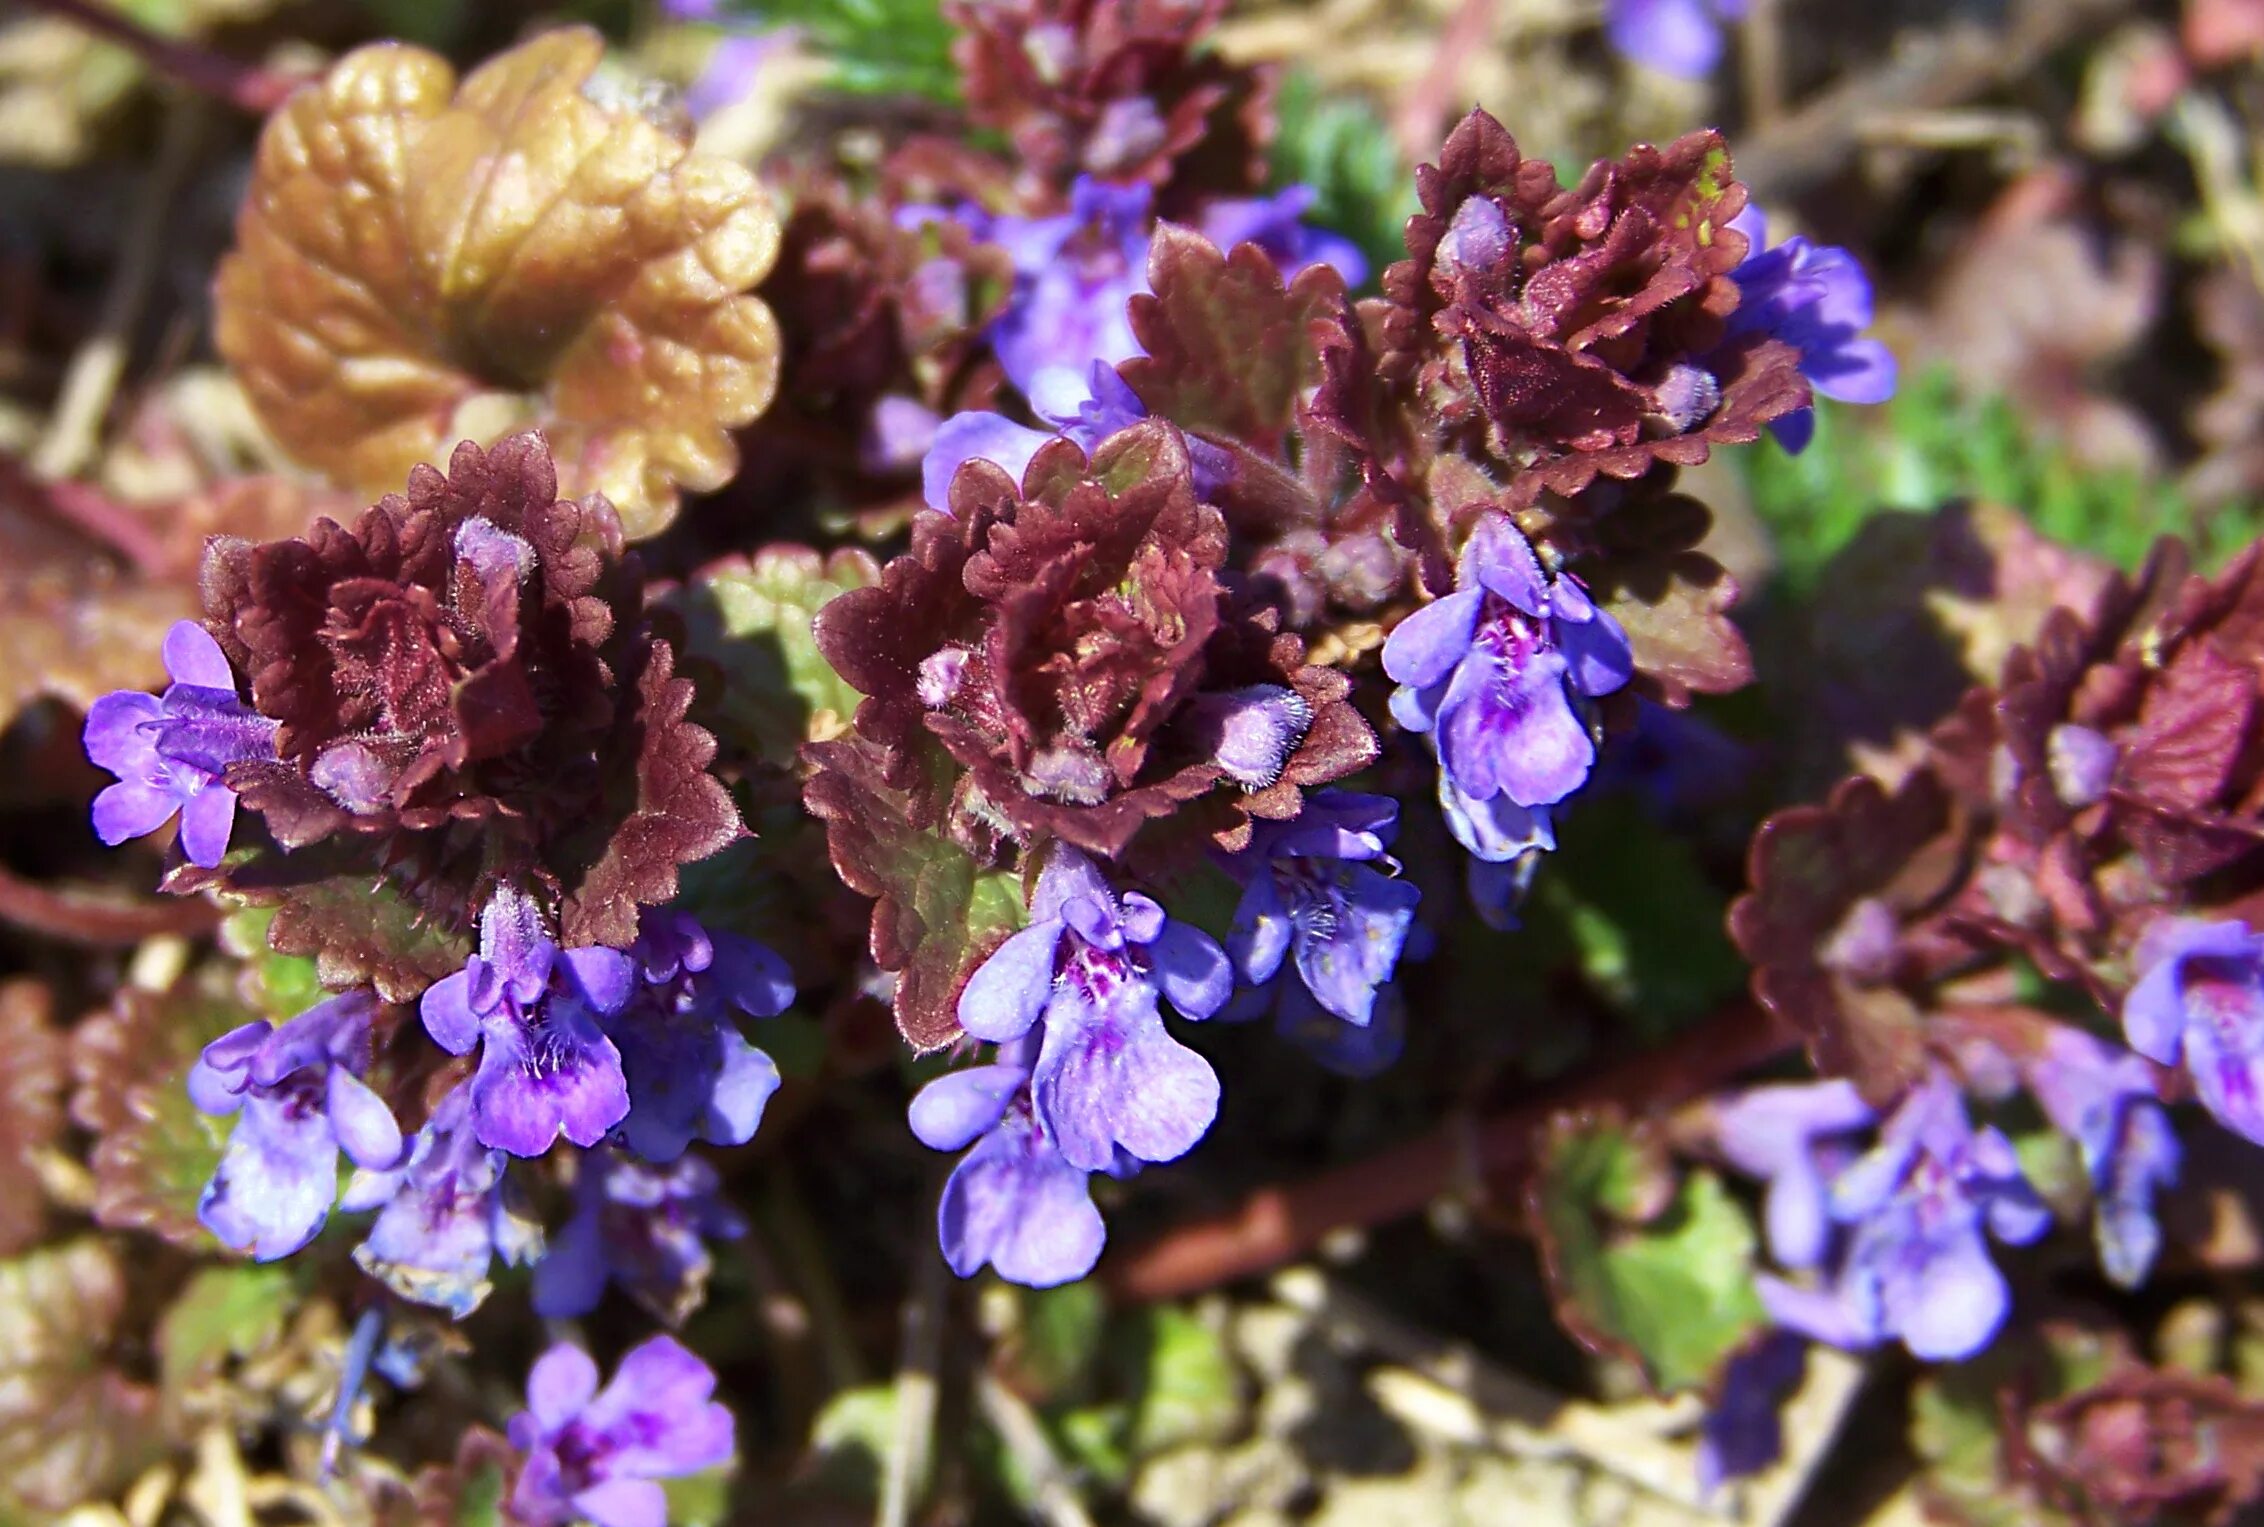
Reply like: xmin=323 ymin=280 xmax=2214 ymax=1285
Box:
xmin=809 ymin=1382 xmax=898 ymax=1500
xmin=69 ymin=975 xmax=249 ymax=1249
xmin=1590 ymin=549 xmax=1754 ymax=707
xmin=1127 ymin=1307 xmax=1242 ymax=1454
xmin=220 ymin=906 xmax=327 ymax=1021
xmin=197 ymin=849 xmax=472 ymax=1005
xmin=0 ymin=1239 xmax=162 ymax=1515
xmin=671 ymin=547 xmax=879 ymax=770
xmin=806 ymin=737 xmax=1027 ymax=1049
xmin=1053 ymin=1403 xmax=1132 ymax=1487
xmin=452 ymin=1464 xmax=506 ymax=1527
xmin=660 ymin=1467 xmax=735 ymax=1526
xmin=1537 ymin=799 xmax=1746 ymax=1038
xmin=1269 ymin=71 xmax=1415 ymax=292
xmin=157 ymin=1264 xmax=295 ymax=1398
xmin=1011 ymin=1281 xmax=1109 ymax=1401
xmin=1532 ymin=1117 xmax=1766 ymax=1394
xmin=730 ymin=0 xmax=960 ymax=100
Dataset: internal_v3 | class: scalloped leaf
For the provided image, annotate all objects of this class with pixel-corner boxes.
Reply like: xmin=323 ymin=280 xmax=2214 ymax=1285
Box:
xmin=219 ymin=906 xmax=328 ymax=1021
xmin=213 ymin=29 xmax=782 ymax=538
xmin=559 ymin=638 xmax=745 ymax=948
xmin=68 ymin=973 xmax=251 ymax=1247
xmin=670 ymin=546 xmax=880 ymax=769
xmin=184 ymin=849 xmax=472 ymax=1005
xmin=1529 ymin=1113 xmax=1766 ymax=1394
xmin=1122 ymin=226 xmax=1344 ymax=449
xmin=0 ymin=982 xmax=63 ymax=1257
xmin=0 ymin=1238 xmax=163 ymax=1514
xmin=1729 ymin=770 xmax=1954 ymax=1102
xmin=805 ymin=735 xmax=1024 ymax=1050
xmin=1589 ymin=548 xmax=1754 ymax=707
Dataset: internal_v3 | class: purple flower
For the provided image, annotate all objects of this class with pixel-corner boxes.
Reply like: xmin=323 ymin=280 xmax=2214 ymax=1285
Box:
xmin=866 ymin=395 xmax=942 ymax=476
xmin=683 ymin=30 xmax=785 ymax=121
xmin=1466 ymin=852 xmax=1544 ymax=931
xmin=419 ymin=886 xmax=637 ymax=1157
xmin=83 ymin=620 xmax=278 ymax=867
xmin=1383 ymin=516 xmax=1632 ymax=857
xmin=2022 ymin=1025 xmax=2178 ymax=1289
xmin=986 ymin=177 xmax=1153 ymax=396
xmin=189 ymin=990 xmax=403 ymax=1260
xmin=1605 ymin=0 xmax=1749 ymax=77
xmin=1264 ymin=979 xmax=1409 ymax=1077
xmin=957 ymin=845 xmax=1231 ymax=1171
xmin=910 ymin=1042 xmax=1108 ymax=1287
xmin=533 ymin=1148 xmax=747 ymax=1322
xmin=922 ymin=362 xmax=1150 ymax=512
xmin=2125 ymin=918 xmax=2264 ymax=1146
xmin=1595 ymin=699 xmax=1754 ymax=821
xmin=1710 ymin=1079 xmax=1876 ymax=1270
xmin=508 ymin=1336 xmax=734 ymax=1527
xmin=1226 ymin=791 xmax=1420 ymax=1028
xmin=1757 ymin=1074 xmax=2049 ymax=1362
xmin=1696 ymin=1332 xmax=1806 ymax=1494
xmin=607 ymin=909 xmax=790 ymax=1163
xmin=1197 ymin=185 xmax=1369 ymax=287
xmin=345 ymin=1087 xmax=542 ymax=1318
xmin=1725 ymin=207 xmax=1897 ymax=454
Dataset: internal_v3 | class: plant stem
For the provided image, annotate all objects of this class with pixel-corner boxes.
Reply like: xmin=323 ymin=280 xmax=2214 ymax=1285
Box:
xmin=1102 ymin=1000 xmax=1792 ymax=1302
xmin=0 ymin=451 xmax=172 ymax=575
xmin=0 ymin=861 xmax=224 ymax=946
xmin=19 ymin=0 xmax=303 ymax=115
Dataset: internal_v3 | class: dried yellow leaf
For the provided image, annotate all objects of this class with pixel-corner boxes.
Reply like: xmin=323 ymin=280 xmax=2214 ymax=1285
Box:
xmin=213 ymin=28 xmax=782 ymax=537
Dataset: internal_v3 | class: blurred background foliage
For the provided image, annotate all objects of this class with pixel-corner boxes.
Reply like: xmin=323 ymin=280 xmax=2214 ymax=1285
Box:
xmin=3 ymin=0 xmax=2264 ymax=1524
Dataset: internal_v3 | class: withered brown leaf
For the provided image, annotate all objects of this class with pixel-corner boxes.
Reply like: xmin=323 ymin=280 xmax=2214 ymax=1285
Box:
xmin=0 ymin=501 xmax=185 ymax=738
xmin=0 ymin=1238 xmax=163 ymax=1514
xmin=214 ymin=28 xmax=782 ymax=538
xmin=0 ymin=981 xmax=63 ymax=1258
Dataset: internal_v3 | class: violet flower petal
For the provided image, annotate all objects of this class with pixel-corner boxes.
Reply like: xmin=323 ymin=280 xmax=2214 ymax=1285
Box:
xmin=957 ymin=919 xmax=1066 ymax=1043
xmin=1147 ymin=918 xmax=1233 ymax=1020
xmin=938 ymin=1110 xmax=1106 ymax=1286
xmin=909 ymin=1064 xmax=1027 ymax=1152
xmin=1033 ymin=986 xmax=1220 ymax=1170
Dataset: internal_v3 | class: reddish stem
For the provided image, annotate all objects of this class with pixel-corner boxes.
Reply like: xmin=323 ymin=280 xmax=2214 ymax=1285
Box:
xmin=1102 ymin=1000 xmax=1794 ymax=1302
xmin=0 ymin=451 xmax=173 ymax=575
xmin=21 ymin=0 xmax=302 ymax=115
xmin=0 ymin=861 xmax=223 ymax=946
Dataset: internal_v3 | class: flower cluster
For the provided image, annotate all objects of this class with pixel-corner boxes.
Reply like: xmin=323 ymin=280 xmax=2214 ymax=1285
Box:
xmin=775 ymin=31 xmax=1907 ymax=1286
xmin=1702 ymin=542 xmax=2264 ymax=1485
xmin=1741 ymin=1072 xmax=2051 ymax=1362
xmin=46 ymin=6 xmax=1998 ymax=1513
xmin=84 ymin=434 xmax=740 ymax=972
xmin=77 ymin=432 xmax=793 ymax=1325
xmin=909 ymin=817 xmax=1424 ymax=1280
